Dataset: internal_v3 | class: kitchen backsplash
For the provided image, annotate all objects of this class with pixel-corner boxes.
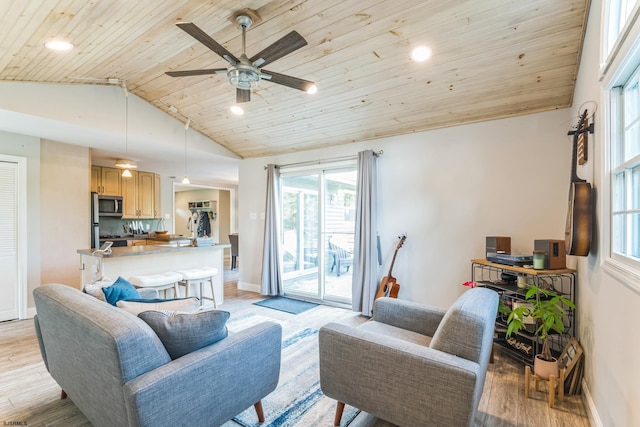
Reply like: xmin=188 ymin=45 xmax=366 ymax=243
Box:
xmin=99 ymin=217 xmax=166 ymax=236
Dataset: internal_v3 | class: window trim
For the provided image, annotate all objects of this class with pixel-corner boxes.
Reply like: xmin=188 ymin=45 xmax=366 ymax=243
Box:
xmin=601 ymin=2 xmax=640 ymax=292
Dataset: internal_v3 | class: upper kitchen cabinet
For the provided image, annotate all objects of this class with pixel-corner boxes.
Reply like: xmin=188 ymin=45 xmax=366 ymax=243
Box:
xmin=122 ymin=171 xmax=159 ymax=219
xmin=91 ymin=166 xmax=121 ymax=196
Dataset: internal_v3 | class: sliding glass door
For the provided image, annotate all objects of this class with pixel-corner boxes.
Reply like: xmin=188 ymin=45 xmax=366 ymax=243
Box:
xmin=281 ymin=165 xmax=357 ymax=305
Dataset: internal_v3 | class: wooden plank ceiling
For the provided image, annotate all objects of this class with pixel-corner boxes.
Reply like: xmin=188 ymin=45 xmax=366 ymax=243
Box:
xmin=0 ymin=0 xmax=589 ymax=159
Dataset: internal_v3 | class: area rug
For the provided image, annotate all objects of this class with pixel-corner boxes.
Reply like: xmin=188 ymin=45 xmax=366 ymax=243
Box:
xmin=253 ymin=296 xmax=319 ymax=315
xmin=222 ymin=313 xmax=359 ymax=427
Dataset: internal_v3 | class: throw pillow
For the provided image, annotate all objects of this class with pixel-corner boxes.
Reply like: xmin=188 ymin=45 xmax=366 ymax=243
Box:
xmin=83 ymin=277 xmax=115 ymax=301
xmin=102 ymin=277 xmax=140 ymax=306
xmin=117 ymin=297 xmax=200 ymax=315
xmin=138 ymin=309 xmax=230 ymax=359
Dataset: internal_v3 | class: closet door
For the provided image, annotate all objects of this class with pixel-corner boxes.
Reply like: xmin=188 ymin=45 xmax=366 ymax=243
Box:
xmin=0 ymin=160 xmax=19 ymax=321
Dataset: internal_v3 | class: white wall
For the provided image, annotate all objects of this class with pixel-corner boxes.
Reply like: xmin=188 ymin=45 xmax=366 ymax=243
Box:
xmin=40 ymin=140 xmax=90 ymax=289
xmin=570 ymin=1 xmax=640 ymax=426
xmin=238 ymin=108 xmax=572 ymax=305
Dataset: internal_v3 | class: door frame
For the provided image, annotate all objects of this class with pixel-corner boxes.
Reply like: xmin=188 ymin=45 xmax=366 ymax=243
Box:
xmin=0 ymin=154 xmax=28 ymax=320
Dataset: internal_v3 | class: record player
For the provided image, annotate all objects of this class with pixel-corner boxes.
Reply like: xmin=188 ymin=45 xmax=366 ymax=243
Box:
xmin=486 ymin=252 xmax=533 ymax=267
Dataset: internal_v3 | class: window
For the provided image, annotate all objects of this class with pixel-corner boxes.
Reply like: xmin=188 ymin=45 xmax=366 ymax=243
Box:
xmin=604 ymin=0 xmax=638 ymax=58
xmin=611 ymin=75 xmax=640 ymax=265
xmin=603 ymin=1 xmax=640 ymax=288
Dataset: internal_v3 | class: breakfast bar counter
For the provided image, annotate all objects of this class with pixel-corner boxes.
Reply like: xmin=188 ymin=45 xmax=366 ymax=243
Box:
xmin=78 ymin=244 xmax=230 ymax=305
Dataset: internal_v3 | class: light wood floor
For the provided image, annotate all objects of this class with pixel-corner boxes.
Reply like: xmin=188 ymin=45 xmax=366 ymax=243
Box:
xmin=0 ymin=270 xmax=591 ymax=427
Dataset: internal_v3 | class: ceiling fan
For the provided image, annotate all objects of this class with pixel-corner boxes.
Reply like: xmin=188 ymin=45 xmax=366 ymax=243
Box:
xmin=166 ymin=12 xmax=315 ymax=103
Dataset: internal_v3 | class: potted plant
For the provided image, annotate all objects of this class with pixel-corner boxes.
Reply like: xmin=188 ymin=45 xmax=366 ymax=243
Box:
xmin=505 ymin=284 xmax=576 ymax=379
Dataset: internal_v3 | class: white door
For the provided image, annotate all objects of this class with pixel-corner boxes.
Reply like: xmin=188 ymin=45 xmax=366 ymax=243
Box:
xmin=0 ymin=160 xmax=20 ymax=321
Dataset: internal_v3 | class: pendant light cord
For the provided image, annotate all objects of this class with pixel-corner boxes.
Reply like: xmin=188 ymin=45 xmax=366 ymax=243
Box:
xmin=125 ymin=90 xmax=129 ymax=155
xmin=184 ymin=118 xmax=191 ymax=178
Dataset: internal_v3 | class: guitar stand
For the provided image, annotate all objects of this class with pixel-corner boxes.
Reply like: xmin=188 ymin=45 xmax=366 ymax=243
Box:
xmin=524 ymin=365 xmax=565 ymax=408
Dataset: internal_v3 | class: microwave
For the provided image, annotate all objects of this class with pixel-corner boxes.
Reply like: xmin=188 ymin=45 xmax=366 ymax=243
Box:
xmin=92 ymin=193 xmax=123 ymax=219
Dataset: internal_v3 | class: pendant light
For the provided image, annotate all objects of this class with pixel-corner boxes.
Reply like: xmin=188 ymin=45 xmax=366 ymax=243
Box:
xmin=182 ymin=118 xmax=191 ymax=184
xmin=116 ymin=81 xmax=137 ymax=177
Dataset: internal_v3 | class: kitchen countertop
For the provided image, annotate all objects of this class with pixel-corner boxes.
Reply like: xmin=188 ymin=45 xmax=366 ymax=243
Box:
xmin=78 ymin=243 xmax=230 ymax=258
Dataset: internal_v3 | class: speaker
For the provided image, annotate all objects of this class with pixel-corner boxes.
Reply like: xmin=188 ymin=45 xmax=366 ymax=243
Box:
xmin=486 ymin=236 xmax=511 ymax=257
xmin=534 ymin=239 xmax=566 ymax=269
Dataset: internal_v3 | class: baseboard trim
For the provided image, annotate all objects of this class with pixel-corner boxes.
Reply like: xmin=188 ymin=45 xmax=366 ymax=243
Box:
xmin=238 ymin=281 xmax=260 ymax=293
xmin=581 ymin=378 xmax=602 ymax=427
xmin=20 ymin=306 xmax=37 ymax=320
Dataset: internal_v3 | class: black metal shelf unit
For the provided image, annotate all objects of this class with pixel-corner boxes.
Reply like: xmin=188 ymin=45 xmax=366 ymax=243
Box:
xmin=471 ymin=259 xmax=576 ymax=366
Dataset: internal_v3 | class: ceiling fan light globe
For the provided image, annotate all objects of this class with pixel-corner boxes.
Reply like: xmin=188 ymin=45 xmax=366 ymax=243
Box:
xmin=306 ymin=84 xmax=318 ymax=95
xmin=228 ymin=64 xmax=260 ymax=90
xmin=122 ymin=169 xmax=132 ymax=178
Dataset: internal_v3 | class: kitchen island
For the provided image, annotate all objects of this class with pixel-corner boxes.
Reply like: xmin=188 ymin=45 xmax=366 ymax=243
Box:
xmin=78 ymin=244 xmax=230 ymax=305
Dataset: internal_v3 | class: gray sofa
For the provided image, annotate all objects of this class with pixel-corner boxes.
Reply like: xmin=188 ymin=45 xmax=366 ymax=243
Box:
xmin=319 ymin=287 xmax=498 ymax=427
xmin=33 ymin=283 xmax=282 ymax=427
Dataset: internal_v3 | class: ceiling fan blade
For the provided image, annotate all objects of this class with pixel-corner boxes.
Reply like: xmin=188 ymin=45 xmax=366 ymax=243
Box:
xmin=237 ymin=88 xmax=251 ymax=103
xmin=261 ymin=70 xmax=314 ymax=92
xmin=249 ymin=31 xmax=307 ymax=67
xmin=176 ymin=22 xmax=239 ymax=64
xmin=166 ymin=68 xmax=227 ymax=77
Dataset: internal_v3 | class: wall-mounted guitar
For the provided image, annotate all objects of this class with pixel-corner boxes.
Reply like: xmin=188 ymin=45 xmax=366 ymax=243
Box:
xmin=375 ymin=234 xmax=407 ymax=299
xmin=565 ymin=109 xmax=594 ymax=256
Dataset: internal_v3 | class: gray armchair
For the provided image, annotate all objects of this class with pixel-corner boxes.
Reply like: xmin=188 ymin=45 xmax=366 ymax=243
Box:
xmin=319 ymin=287 xmax=498 ymax=427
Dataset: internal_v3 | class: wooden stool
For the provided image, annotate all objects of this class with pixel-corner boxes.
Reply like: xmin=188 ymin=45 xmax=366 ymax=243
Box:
xmin=129 ymin=272 xmax=183 ymax=298
xmin=525 ymin=365 xmax=566 ymax=408
xmin=176 ymin=267 xmax=219 ymax=308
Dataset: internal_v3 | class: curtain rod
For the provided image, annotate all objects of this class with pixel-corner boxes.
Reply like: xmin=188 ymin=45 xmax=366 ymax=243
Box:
xmin=265 ymin=150 xmax=383 ymax=170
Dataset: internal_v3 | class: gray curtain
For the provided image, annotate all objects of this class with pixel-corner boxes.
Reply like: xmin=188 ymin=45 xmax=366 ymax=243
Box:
xmin=261 ymin=164 xmax=283 ymax=295
xmin=351 ymin=150 xmax=378 ymax=316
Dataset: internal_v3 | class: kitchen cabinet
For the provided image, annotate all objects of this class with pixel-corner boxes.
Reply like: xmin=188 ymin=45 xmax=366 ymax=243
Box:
xmin=122 ymin=171 xmax=158 ymax=219
xmin=130 ymin=239 xmax=166 ymax=246
xmin=91 ymin=166 xmax=121 ymax=196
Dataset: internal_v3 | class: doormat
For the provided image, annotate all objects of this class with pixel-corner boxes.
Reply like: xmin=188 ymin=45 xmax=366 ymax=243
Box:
xmin=253 ymin=297 xmax=318 ymax=315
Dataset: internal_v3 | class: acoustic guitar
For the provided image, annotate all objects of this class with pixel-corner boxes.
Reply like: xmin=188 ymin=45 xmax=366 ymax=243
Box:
xmin=375 ymin=234 xmax=406 ymax=299
xmin=565 ymin=109 xmax=593 ymax=256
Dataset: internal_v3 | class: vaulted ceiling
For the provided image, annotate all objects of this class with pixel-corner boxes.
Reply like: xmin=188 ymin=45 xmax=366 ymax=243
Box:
xmin=0 ymin=0 xmax=589 ymax=161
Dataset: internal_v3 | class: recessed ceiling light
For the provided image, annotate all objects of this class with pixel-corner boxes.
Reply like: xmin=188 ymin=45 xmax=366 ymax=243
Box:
xmin=306 ymin=84 xmax=318 ymax=95
xmin=230 ymin=105 xmax=244 ymax=115
xmin=411 ymin=46 xmax=432 ymax=62
xmin=45 ymin=40 xmax=74 ymax=51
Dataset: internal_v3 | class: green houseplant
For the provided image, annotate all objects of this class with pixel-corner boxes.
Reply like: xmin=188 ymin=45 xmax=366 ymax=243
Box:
xmin=506 ymin=284 xmax=576 ymax=378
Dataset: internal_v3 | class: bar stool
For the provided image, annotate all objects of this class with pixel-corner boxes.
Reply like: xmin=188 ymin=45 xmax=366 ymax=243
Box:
xmin=176 ymin=267 xmax=219 ymax=308
xmin=129 ymin=272 xmax=183 ymax=298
